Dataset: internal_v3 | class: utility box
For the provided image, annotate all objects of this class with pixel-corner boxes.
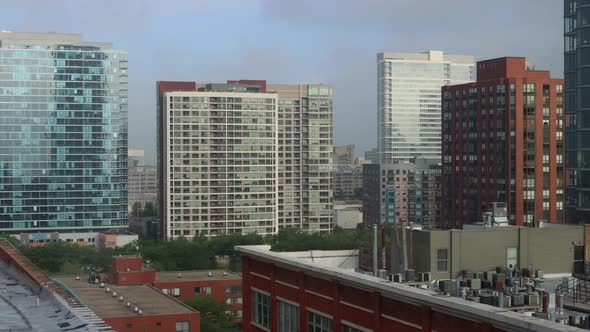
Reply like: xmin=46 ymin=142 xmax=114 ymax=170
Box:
xmin=468 ymin=278 xmax=481 ymax=290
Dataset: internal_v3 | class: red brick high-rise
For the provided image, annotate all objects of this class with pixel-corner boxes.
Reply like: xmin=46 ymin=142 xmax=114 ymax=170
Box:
xmin=442 ymin=57 xmax=564 ymax=227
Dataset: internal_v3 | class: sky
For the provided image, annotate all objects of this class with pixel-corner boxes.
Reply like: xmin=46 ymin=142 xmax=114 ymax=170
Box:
xmin=0 ymin=0 xmax=563 ymax=163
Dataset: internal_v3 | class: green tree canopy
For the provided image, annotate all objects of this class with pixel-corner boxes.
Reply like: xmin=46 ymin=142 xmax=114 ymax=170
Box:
xmin=184 ymin=296 xmax=237 ymax=332
xmin=142 ymin=201 xmax=157 ymax=217
xmin=130 ymin=201 xmax=143 ymax=217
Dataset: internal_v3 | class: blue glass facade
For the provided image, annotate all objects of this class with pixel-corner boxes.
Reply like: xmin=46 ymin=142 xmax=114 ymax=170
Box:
xmin=0 ymin=32 xmax=128 ymax=232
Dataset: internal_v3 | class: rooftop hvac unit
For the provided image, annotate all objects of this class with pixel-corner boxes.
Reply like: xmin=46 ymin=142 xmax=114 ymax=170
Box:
xmin=377 ymin=269 xmax=388 ymax=279
xmin=405 ymin=269 xmax=416 ymax=282
xmin=439 ymin=280 xmax=456 ymax=294
xmin=389 ymin=274 xmax=403 ymax=283
xmin=512 ymin=294 xmax=525 ymax=306
xmin=503 ymin=295 xmax=512 ymax=308
xmin=525 ymin=293 xmax=539 ymax=306
xmin=419 ymin=272 xmax=431 ymax=282
xmin=468 ymin=278 xmax=481 ymax=290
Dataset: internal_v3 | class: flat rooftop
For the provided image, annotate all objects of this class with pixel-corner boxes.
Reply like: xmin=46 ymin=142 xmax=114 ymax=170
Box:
xmin=0 ymin=265 xmax=101 ymax=331
xmin=54 ymin=276 xmax=196 ymax=318
xmin=155 ymin=270 xmax=241 ymax=282
xmin=237 ymin=245 xmax=584 ymax=332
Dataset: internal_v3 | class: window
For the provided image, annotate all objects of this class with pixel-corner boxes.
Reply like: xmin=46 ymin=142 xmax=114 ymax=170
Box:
xmin=278 ymin=300 xmax=299 ymax=332
xmin=225 ymin=285 xmax=242 ymax=296
xmin=308 ymin=310 xmax=333 ymax=332
xmin=195 ymin=287 xmax=211 ymax=296
xmin=156 ymin=322 xmax=162 ymax=327
xmin=507 ymin=248 xmax=518 ymax=268
xmin=126 ymin=323 xmax=133 ymax=328
xmin=176 ymin=321 xmax=189 ymax=332
xmin=436 ymin=248 xmax=448 ymax=272
xmin=252 ymin=290 xmax=271 ymax=329
xmin=172 ymin=288 xmax=180 ymax=297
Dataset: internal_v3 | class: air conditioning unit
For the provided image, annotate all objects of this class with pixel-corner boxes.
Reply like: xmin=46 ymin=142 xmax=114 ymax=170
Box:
xmin=389 ymin=274 xmax=403 ymax=282
xmin=512 ymin=294 xmax=525 ymax=306
xmin=377 ymin=269 xmax=388 ymax=280
xmin=468 ymin=278 xmax=481 ymax=290
xmin=405 ymin=269 xmax=416 ymax=282
xmin=525 ymin=294 xmax=539 ymax=306
xmin=418 ymin=272 xmax=431 ymax=282
xmin=439 ymin=280 xmax=456 ymax=294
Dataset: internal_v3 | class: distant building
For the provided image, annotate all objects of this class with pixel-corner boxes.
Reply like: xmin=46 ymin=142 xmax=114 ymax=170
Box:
xmin=333 ymin=144 xmax=356 ymax=165
xmin=154 ymin=270 xmax=242 ymax=320
xmin=333 ymin=164 xmax=362 ymax=200
xmin=442 ymin=57 xmax=564 ymax=227
xmin=237 ymin=245 xmax=571 ymax=332
xmin=364 ymin=147 xmax=379 ymax=164
xmin=107 ymin=255 xmax=243 ymax=322
xmin=55 ymin=274 xmax=200 ymax=332
xmin=16 ymin=231 xmax=138 ymax=248
xmin=362 ymin=159 xmax=441 ymax=226
xmin=377 ymin=51 xmax=474 ymax=164
xmin=157 ymin=81 xmax=333 ymax=239
xmin=128 ymin=164 xmax=158 ymax=211
xmin=334 ymin=204 xmax=362 ymax=229
xmin=128 ymin=149 xmax=146 ymax=167
xmin=0 ymin=32 xmax=128 ymax=235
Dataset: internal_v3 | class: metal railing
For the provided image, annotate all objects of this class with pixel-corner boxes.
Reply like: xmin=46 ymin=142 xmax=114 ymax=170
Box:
xmin=557 ymin=277 xmax=590 ymax=311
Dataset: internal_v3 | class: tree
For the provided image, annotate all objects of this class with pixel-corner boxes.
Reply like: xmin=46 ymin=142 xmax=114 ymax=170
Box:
xmin=184 ymin=296 xmax=237 ymax=332
xmin=130 ymin=202 xmax=143 ymax=217
xmin=142 ymin=201 xmax=157 ymax=217
xmin=270 ymin=227 xmax=362 ymax=252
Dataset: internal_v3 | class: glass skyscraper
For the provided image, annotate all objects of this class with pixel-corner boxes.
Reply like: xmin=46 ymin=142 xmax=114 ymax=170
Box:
xmin=0 ymin=32 xmax=128 ymax=233
xmin=564 ymin=0 xmax=590 ymax=223
xmin=377 ymin=51 xmax=474 ymax=164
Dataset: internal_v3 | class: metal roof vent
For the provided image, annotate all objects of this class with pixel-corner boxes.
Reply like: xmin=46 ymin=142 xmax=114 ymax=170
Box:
xmin=208 ymin=272 xmax=212 ymax=277
xmin=177 ymin=273 xmax=182 ymax=278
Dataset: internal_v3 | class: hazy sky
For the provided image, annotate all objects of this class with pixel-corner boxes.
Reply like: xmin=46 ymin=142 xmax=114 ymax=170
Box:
xmin=0 ymin=0 xmax=563 ymax=163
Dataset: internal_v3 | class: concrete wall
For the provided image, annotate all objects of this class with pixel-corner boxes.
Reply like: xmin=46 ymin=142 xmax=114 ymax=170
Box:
xmin=452 ymin=228 xmax=519 ymax=278
xmin=429 ymin=230 xmax=450 ymax=280
xmin=524 ymin=226 xmax=583 ymax=273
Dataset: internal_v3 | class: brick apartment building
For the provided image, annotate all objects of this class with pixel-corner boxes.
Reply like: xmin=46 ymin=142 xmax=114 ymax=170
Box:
xmin=442 ymin=57 xmax=564 ymax=227
xmin=237 ymin=245 xmax=576 ymax=332
xmin=109 ymin=255 xmax=243 ymax=320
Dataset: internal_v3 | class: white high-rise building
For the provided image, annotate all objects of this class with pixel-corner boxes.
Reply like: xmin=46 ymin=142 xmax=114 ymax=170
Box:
xmin=377 ymin=51 xmax=474 ymax=164
xmin=161 ymin=88 xmax=279 ymax=238
xmin=158 ymin=81 xmax=333 ymax=239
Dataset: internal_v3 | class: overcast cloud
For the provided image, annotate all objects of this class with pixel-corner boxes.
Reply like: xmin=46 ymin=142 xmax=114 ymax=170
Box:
xmin=0 ymin=0 xmax=563 ymax=162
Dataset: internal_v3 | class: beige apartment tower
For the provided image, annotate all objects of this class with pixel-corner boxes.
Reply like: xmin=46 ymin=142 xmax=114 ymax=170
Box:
xmin=157 ymin=80 xmax=333 ymax=239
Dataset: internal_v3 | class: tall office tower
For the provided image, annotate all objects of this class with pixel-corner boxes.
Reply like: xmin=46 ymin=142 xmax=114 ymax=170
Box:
xmin=442 ymin=57 xmax=564 ymax=227
xmin=565 ymin=0 xmax=590 ymax=224
xmin=377 ymin=51 xmax=474 ymax=164
xmin=0 ymin=32 xmax=128 ymax=235
xmin=157 ymin=81 xmax=333 ymax=239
